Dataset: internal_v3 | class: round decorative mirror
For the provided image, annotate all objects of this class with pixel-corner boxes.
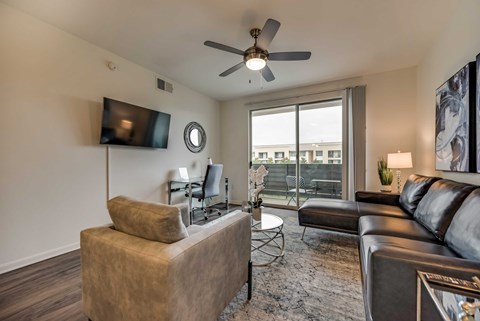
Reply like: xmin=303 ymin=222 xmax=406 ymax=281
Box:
xmin=184 ymin=122 xmax=206 ymax=153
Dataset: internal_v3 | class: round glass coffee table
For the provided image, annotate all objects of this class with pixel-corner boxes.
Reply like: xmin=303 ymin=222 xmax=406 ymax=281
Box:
xmin=251 ymin=213 xmax=285 ymax=266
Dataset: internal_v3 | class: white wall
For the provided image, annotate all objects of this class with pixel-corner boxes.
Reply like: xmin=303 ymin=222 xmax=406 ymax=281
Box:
xmin=363 ymin=68 xmax=417 ymax=188
xmin=416 ymin=0 xmax=480 ymax=184
xmin=220 ymin=67 xmax=417 ymax=203
xmin=0 ymin=4 xmax=220 ymax=273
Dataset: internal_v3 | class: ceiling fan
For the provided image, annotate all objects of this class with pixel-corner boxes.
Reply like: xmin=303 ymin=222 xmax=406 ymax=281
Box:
xmin=204 ymin=18 xmax=311 ymax=82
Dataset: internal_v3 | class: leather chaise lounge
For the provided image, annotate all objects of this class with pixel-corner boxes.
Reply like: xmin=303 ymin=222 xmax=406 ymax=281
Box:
xmin=298 ymin=174 xmax=480 ymax=321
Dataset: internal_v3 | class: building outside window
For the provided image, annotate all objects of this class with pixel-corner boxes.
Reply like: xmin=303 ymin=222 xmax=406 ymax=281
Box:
xmin=274 ymin=152 xmax=285 ymax=159
xmin=289 ymin=151 xmax=296 ymax=160
xmin=259 ymin=152 xmax=268 ymax=159
xmin=328 ymin=160 xmax=341 ymax=164
xmin=328 ymin=150 xmax=341 ymax=158
xmin=299 ymin=151 xmax=308 ymax=163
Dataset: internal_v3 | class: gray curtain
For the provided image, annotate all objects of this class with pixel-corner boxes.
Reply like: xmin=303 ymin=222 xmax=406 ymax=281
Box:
xmin=346 ymin=86 xmax=366 ymax=200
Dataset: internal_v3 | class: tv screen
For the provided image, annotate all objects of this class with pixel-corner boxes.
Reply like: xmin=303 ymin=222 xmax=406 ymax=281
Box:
xmin=99 ymin=97 xmax=171 ymax=149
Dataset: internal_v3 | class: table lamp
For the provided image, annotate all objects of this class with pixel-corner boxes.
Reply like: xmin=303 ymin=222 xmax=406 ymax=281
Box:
xmin=387 ymin=151 xmax=412 ymax=193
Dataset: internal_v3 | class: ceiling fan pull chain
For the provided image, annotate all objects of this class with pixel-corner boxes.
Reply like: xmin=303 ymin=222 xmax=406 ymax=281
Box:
xmin=259 ymin=70 xmax=264 ymax=90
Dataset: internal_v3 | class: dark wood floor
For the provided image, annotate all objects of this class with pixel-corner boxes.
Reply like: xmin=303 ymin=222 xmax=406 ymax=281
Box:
xmin=0 ymin=206 xmax=240 ymax=321
xmin=0 ymin=250 xmax=87 ymax=321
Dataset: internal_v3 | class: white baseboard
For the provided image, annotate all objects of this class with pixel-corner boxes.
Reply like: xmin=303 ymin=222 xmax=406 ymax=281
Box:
xmin=0 ymin=242 xmax=80 ymax=274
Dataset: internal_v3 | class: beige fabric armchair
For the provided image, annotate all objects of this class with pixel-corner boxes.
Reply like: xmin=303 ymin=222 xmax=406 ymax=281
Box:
xmin=81 ymin=207 xmax=252 ymax=321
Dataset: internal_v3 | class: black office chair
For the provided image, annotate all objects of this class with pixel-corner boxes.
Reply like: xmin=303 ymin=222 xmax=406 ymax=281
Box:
xmin=189 ymin=164 xmax=224 ymax=220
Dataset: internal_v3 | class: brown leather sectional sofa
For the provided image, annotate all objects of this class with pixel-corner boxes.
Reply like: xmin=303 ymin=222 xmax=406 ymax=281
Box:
xmin=298 ymin=174 xmax=480 ymax=321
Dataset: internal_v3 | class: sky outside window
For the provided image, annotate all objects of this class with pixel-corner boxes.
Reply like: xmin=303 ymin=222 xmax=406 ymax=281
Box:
xmin=252 ymin=105 xmax=342 ymax=146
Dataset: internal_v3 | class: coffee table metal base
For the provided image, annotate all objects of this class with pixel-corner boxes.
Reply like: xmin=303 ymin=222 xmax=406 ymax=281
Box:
xmin=251 ymin=213 xmax=285 ymax=266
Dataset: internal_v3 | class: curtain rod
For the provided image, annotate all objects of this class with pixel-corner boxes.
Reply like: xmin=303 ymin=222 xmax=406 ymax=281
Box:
xmin=244 ymin=87 xmax=355 ymax=107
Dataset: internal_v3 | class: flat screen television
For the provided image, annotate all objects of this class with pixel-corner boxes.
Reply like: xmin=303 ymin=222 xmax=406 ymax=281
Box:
xmin=99 ymin=97 xmax=171 ymax=149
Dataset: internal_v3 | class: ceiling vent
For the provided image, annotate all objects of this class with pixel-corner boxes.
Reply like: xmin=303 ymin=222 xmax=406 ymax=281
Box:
xmin=156 ymin=78 xmax=173 ymax=93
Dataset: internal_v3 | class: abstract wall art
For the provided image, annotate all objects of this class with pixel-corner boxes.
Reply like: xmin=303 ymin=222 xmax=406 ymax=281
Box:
xmin=476 ymin=54 xmax=480 ymax=172
xmin=435 ymin=62 xmax=476 ymax=172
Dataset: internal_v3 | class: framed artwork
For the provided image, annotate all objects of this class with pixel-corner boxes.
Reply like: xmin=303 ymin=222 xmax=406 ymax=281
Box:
xmin=477 ymin=54 xmax=480 ymax=172
xmin=435 ymin=62 xmax=476 ymax=172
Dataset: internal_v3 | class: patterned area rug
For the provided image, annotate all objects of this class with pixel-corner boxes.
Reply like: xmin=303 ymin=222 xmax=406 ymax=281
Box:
xmin=218 ymin=207 xmax=365 ymax=321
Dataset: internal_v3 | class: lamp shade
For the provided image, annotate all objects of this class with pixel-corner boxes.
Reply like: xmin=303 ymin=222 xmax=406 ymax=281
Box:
xmin=387 ymin=152 xmax=412 ymax=169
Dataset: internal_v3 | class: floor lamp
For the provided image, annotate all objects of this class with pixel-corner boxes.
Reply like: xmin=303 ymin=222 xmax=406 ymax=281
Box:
xmin=387 ymin=151 xmax=412 ymax=193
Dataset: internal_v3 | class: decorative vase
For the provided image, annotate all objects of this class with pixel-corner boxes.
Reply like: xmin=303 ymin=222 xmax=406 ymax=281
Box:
xmin=380 ymin=185 xmax=392 ymax=192
xmin=241 ymin=201 xmax=251 ymax=213
xmin=252 ymin=207 xmax=262 ymax=221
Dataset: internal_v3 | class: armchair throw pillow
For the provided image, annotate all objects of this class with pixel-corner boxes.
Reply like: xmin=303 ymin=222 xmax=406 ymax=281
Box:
xmin=107 ymin=195 xmax=188 ymax=243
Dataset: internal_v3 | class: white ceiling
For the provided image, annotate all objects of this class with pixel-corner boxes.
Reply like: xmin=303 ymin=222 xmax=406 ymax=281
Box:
xmin=2 ymin=0 xmax=458 ymax=101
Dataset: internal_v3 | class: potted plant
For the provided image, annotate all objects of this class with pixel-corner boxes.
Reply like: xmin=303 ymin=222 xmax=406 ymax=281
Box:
xmin=377 ymin=157 xmax=393 ymax=192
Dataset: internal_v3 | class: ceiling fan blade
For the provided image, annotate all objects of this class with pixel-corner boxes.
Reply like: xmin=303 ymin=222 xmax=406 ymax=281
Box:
xmin=219 ymin=62 xmax=245 ymax=77
xmin=256 ymin=18 xmax=281 ymax=50
xmin=204 ymin=41 xmax=244 ymax=56
xmin=261 ymin=65 xmax=275 ymax=82
xmin=269 ymin=51 xmax=312 ymax=61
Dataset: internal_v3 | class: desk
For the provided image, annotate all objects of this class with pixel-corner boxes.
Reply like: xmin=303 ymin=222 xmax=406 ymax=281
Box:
xmin=168 ymin=177 xmax=202 ymax=225
xmin=168 ymin=177 xmax=203 ymax=204
xmin=168 ymin=177 xmax=229 ymax=225
xmin=311 ymin=179 xmax=341 ymax=197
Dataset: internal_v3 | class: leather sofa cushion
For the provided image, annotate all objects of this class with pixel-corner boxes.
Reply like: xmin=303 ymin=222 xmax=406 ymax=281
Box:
xmin=359 ymin=235 xmax=458 ymax=280
xmin=173 ymin=203 xmax=190 ymax=227
xmin=414 ymin=179 xmax=477 ymax=241
xmin=298 ymin=199 xmax=359 ymax=233
xmin=445 ymin=188 xmax=480 ymax=260
xmin=355 ymin=191 xmax=400 ymax=206
xmin=107 ymin=195 xmax=189 ymax=243
xmin=359 ymin=216 xmax=438 ymax=243
xmin=357 ymin=203 xmax=410 ymax=219
xmin=399 ymin=174 xmax=441 ymax=215
xmin=186 ymin=224 xmax=204 ymax=235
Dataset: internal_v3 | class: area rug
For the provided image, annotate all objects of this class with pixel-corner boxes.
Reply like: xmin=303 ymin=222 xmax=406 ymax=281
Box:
xmin=218 ymin=207 xmax=365 ymax=321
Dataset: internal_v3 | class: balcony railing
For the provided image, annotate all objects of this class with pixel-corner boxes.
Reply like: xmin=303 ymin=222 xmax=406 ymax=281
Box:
xmin=252 ymin=163 xmax=342 ymax=206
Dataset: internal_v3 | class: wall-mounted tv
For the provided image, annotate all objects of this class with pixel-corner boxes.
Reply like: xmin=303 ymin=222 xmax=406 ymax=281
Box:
xmin=99 ymin=97 xmax=171 ymax=149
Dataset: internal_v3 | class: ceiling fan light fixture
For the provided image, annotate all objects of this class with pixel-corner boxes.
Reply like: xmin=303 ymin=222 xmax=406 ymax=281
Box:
xmin=244 ymin=47 xmax=267 ymax=71
xmin=246 ymin=57 xmax=266 ymax=70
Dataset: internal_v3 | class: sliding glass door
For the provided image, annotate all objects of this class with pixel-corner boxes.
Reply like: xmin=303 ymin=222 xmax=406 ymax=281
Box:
xmin=251 ymin=106 xmax=296 ymax=206
xmin=298 ymin=101 xmax=343 ymax=203
xmin=250 ymin=99 xmax=345 ymax=208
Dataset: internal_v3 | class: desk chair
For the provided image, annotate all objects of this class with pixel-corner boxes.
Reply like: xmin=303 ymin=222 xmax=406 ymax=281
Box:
xmin=189 ymin=164 xmax=223 ymax=220
xmin=286 ymin=175 xmax=313 ymax=206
